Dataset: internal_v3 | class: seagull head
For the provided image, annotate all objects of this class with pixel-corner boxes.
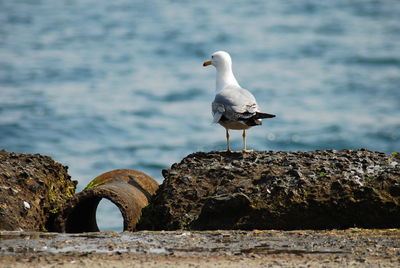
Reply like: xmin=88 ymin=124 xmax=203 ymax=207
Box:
xmin=203 ymin=51 xmax=239 ymax=91
xmin=203 ymin=51 xmax=232 ymax=70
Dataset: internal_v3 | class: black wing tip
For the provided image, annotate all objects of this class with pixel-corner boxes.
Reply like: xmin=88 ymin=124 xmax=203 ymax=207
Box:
xmin=256 ymin=112 xmax=276 ymax=119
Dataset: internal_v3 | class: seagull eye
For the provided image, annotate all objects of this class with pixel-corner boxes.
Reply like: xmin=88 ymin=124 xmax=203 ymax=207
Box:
xmin=211 ymin=55 xmax=214 ymax=59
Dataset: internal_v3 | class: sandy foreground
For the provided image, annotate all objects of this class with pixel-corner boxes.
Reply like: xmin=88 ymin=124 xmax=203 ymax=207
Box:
xmin=0 ymin=229 xmax=399 ymax=267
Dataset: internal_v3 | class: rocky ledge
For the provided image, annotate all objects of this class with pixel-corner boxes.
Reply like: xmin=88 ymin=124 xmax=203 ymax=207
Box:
xmin=137 ymin=149 xmax=400 ymax=230
xmin=1 ymin=229 xmax=400 ymax=267
xmin=0 ymin=150 xmax=77 ymax=231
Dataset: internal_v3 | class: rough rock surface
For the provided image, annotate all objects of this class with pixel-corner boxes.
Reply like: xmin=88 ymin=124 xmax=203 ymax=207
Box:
xmin=137 ymin=149 xmax=400 ymax=230
xmin=0 ymin=150 xmax=77 ymax=231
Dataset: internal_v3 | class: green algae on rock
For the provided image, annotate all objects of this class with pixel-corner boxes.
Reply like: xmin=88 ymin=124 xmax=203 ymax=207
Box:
xmin=137 ymin=149 xmax=400 ymax=230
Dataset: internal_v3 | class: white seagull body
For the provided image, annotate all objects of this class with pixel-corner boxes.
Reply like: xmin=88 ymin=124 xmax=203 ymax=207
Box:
xmin=203 ymin=51 xmax=275 ymax=152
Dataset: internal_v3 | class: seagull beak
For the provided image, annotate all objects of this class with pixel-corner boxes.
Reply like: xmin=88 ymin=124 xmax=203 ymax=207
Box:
xmin=203 ymin=60 xmax=212 ymax=67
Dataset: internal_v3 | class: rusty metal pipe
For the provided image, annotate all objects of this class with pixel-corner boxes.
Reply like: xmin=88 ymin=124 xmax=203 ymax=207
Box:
xmin=63 ymin=169 xmax=158 ymax=233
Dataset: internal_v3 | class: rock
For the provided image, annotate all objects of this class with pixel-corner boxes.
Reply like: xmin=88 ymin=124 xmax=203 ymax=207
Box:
xmin=0 ymin=150 xmax=77 ymax=231
xmin=55 ymin=169 xmax=159 ymax=233
xmin=137 ymin=149 xmax=400 ymax=230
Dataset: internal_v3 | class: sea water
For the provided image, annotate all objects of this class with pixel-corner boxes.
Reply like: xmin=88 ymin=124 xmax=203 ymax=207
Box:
xmin=1 ymin=0 xmax=399 ymax=230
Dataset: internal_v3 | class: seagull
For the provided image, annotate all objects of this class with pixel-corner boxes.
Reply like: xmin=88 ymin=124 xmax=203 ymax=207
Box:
xmin=203 ymin=51 xmax=275 ymax=152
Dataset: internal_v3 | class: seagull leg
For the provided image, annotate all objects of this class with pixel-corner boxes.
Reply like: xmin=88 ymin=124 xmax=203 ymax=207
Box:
xmin=242 ymin=130 xmax=252 ymax=152
xmin=226 ymin=129 xmax=231 ymax=152
xmin=242 ymin=130 xmax=247 ymax=152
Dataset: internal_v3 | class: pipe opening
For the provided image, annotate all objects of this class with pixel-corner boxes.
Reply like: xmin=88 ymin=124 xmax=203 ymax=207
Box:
xmin=65 ymin=195 xmax=124 ymax=233
xmin=96 ymin=198 xmax=124 ymax=232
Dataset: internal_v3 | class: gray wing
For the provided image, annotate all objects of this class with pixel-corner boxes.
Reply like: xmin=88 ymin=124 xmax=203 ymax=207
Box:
xmin=212 ymin=85 xmax=259 ymax=123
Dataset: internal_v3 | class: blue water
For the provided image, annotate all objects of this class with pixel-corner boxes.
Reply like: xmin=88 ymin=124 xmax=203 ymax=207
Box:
xmin=1 ymin=0 xmax=399 ymax=230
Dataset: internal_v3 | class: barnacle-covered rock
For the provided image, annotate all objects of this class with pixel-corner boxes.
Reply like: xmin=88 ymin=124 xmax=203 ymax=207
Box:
xmin=137 ymin=149 xmax=400 ymax=230
xmin=0 ymin=150 xmax=77 ymax=231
